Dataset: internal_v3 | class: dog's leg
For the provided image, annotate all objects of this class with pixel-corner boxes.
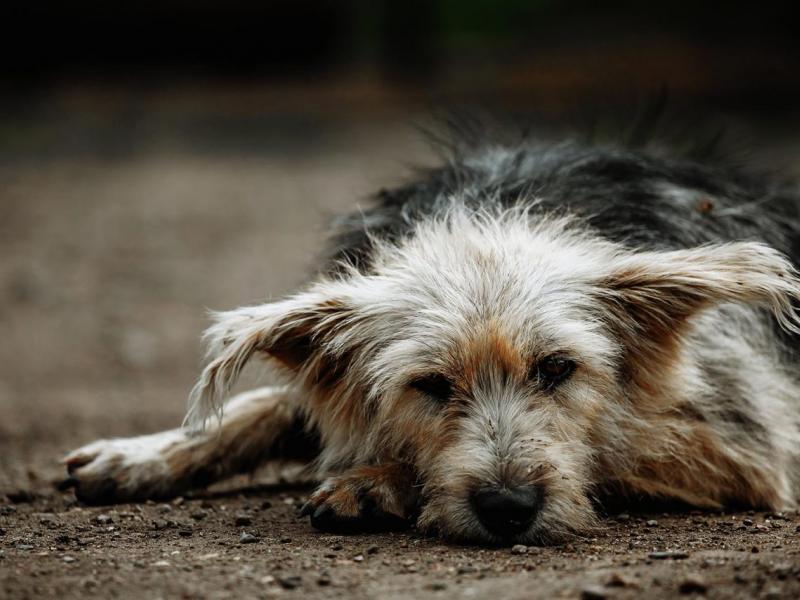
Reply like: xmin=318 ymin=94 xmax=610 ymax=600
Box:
xmin=300 ymin=463 xmax=419 ymax=533
xmin=61 ymin=386 xmax=315 ymax=504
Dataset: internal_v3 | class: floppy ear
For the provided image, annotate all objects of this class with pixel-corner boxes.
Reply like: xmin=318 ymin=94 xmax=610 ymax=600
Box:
xmin=598 ymin=241 xmax=800 ymax=365
xmin=184 ymin=289 xmax=358 ymax=428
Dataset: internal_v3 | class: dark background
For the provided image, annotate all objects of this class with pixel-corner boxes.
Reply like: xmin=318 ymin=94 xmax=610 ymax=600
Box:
xmin=2 ymin=1 xmax=800 ymax=161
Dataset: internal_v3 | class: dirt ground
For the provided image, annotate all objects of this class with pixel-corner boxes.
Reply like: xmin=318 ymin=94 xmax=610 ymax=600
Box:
xmin=2 ymin=88 xmax=800 ymax=599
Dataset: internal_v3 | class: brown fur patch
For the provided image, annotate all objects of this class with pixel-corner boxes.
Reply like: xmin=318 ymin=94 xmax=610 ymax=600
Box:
xmin=616 ymin=419 xmax=783 ymax=509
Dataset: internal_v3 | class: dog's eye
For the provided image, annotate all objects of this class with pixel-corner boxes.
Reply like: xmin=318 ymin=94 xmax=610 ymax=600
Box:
xmin=534 ymin=356 xmax=575 ymax=391
xmin=410 ymin=374 xmax=453 ymax=402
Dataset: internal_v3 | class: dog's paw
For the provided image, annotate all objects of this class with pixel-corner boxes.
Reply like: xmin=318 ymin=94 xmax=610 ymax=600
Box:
xmin=60 ymin=431 xmax=185 ymax=504
xmin=300 ymin=464 xmax=418 ymax=534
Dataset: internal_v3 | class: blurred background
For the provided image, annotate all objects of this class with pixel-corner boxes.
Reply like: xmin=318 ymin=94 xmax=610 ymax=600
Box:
xmin=2 ymin=0 xmax=800 ymax=494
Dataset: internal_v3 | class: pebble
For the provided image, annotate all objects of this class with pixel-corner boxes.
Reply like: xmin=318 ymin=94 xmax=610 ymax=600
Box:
xmin=278 ymin=575 xmax=302 ymax=589
xmin=457 ymin=565 xmax=477 ymax=575
xmin=353 ymin=554 xmax=364 ymax=562
xmin=190 ymin=510 xmax=208 ymax=521
xmin=238 ymin=532 xmax=258 ymax=544
xmin=678 ymin=575 xmax=708 ymax=594
xmin=511 ymin=544 xmax=528 ymax=555
xmin=152 ymin=519 xmax=171 ymax=531
xmin=645 ymin=520 xmax=659 ymax=527
xmin=648 ymin=551 xmax=689 ymax=560
xmin=234 ymin=514 xmax=252 ymax=527
xmin=763 ymin=587 xmax=782 ymax=600
xmin=366 ymin=544 xmax=380 ymax=555
xmin=94 ymin=514 xmax=114 ymax=525
xmin=606 ymin=572 xmax=635 ymax=588
xmin=317 ymin=573 xmax=332 ymax=586
xmin=62 ymin=555 xmax=76 ymax=563
xmin=426 ymin=582 xmax=448 ymax=591
xmin=581 ymin=585 xmax=608 ymax=600
xmin=151 ymin=560 xmax=171 ymax=568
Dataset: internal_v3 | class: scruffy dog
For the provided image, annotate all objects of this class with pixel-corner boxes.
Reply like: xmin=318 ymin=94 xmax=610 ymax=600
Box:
xmin=62 ymin=126 xmax=800 ymax=545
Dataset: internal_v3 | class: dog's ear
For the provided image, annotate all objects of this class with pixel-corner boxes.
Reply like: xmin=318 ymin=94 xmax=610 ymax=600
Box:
xmin=598 ymin=241 xmax=800 ymax=363
xmin=185 ymin=287 xmax=360 ymax=427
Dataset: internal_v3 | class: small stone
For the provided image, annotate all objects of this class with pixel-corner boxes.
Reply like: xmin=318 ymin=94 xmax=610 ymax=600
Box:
xmin=678 ymin=575 xmax=708 ymax=595
xmin=511 ymin=544 xmax=528 ymax=555
xmin=151 ymin=560 xmax=171 ymax=568
xmin=743 ymin=518 xmax=754 ymax=526
xmin=426 ymin=582 xmax=448 ymax=591
xmin=772 ymin=564 xmax=791 ymax=580
xmin=234 ymin=514 xmax=252 ymax=527
xmin=260 ymin=500 xmax=272 ymax=510
xmin=606 ymin=572 xmax=635 ymax=588
xmin=366 ymin=544 xmax=379 ymax=555
xmin=280 ymin=536 xmax=292 ymax=543
xmin=178 ymin=529 xmax=193 ymax=537
xmin=278 ymin=575 xmax=302 ymax=589
xmin=645 ymin=520 xmax=659 ymax=527
xmin=581 ymin=585 xmax=608 ymax=600
xmin=763 ymin=587 xmax=782 ymax=600
xmin=353 ymin=554 xmax=364 ymax=562
xmin=615 ymin=512 xmax=630 ymax=522
xmin=94 ymin=514 xmax=113 ymax=525
xmin=457 ymin=565 xmax=477 ymax=575
xmin=190 ymin=510 xmax=208 ymax=521
xmin=317 ymin=573 xmax=332 ymax=586
xmin=648 ymin=551 xmax=689 ymax=560
xmin=733 ymin=574 xmax=748 ymax=584
xmin=239 ymin=532 xmax=258 ymax=544
xmin=62 ymin=555 xmax=76 ymax=563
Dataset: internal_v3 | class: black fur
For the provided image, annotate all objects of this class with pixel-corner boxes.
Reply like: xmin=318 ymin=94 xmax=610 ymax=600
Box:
xmin=327 ymin=140 xmax=800 ymax=272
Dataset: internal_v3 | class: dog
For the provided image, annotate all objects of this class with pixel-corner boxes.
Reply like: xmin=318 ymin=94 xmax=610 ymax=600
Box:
xmin=62 ymin=124 xmax=800 ymax=545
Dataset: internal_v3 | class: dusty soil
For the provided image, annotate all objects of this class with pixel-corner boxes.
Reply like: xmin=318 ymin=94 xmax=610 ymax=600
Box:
xmin=2 ymin=88 xmax=800 ymax=598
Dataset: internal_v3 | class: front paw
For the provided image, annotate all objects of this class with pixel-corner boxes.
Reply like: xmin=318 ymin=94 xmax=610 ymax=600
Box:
xmin=60 ymin=432 xmax=183 ymax=504
xmin=300 ymin=465 xmax=417 ymax=534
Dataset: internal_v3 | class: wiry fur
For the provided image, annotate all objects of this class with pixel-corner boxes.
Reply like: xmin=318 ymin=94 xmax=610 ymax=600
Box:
xmin=63 ymin=128 xmax=800 ymax=546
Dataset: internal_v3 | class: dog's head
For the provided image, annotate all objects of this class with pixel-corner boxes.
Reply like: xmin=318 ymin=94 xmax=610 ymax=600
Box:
xmin=188 ymin=206 xmax=800 ymax=544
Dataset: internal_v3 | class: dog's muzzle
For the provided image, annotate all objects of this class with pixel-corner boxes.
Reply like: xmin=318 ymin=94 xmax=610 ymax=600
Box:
xmin=470 ymin=484 xmax=542 ymax=538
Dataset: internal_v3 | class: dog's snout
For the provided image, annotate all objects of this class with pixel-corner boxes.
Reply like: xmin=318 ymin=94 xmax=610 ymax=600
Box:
xmin=470 ymin=485 xmax=541 ymax=538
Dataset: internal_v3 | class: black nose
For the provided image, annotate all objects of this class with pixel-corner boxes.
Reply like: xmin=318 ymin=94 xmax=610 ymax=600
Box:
xmin=470 ymin=485 xmax=541 ymax=538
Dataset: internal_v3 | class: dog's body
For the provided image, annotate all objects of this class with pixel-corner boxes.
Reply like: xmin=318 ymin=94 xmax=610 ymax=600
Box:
xmin=64 ymin=132 xmax=800 ymax=545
